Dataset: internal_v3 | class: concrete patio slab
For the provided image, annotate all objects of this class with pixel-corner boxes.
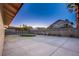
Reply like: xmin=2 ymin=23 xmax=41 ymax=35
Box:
xmin=32 ymin=35 xmax=68 ymax=47
xmin=21 ymin=43 xmax=57 ymax=56
xmin=3 ymin=40 xmax=58 ymax=56
xmin=3 ymin=35 xmax=79 ymax=56
xmin=62 ymin=38 xmax=79 ymax=53
xmin=52 ymin=48 xmax=79 ymax=56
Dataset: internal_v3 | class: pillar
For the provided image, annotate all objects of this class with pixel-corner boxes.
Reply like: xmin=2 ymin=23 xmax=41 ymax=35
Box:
xmin=0 ymin=4 xmax=5 ymax=56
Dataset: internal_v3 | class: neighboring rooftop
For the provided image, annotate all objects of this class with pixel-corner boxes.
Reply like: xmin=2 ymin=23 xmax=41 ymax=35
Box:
xmin=48 ymin=19 xmax=73 ymax=29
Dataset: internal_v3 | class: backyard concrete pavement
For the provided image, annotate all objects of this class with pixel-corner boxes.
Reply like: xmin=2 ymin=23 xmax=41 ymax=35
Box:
xmin=3 ymin=35 xmax=79 ymax=56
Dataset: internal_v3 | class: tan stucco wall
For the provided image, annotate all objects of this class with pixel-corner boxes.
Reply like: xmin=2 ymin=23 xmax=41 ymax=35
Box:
xmin=0 ymin=4 xmax=4 ymax=56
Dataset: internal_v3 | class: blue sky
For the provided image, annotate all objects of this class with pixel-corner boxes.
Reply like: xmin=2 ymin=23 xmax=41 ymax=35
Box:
xmin=11 ymin=3 xmax=76 ymax=28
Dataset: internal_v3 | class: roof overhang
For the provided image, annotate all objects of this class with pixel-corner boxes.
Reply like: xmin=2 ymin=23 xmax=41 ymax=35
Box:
xmin=0 ymin=3 xmax=23 ymax=28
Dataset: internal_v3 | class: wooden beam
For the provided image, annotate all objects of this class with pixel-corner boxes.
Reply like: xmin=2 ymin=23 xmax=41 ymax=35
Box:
xmin=4 ymin=8 xmax=15 ymax=17
xmin=8 ymin=4 xmax=22 ymax=10
xmin=4 ymin=4 xmax=17 ymax=15
xmin=4 ymin=17 xmax=12 ymax=25
xmin=6 ymin=14 xmax=13 ymax=19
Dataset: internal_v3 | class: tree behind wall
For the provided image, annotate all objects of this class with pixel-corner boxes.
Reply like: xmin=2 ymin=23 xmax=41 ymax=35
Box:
xmin=67 ymin=3 xmax=79 ymax=32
